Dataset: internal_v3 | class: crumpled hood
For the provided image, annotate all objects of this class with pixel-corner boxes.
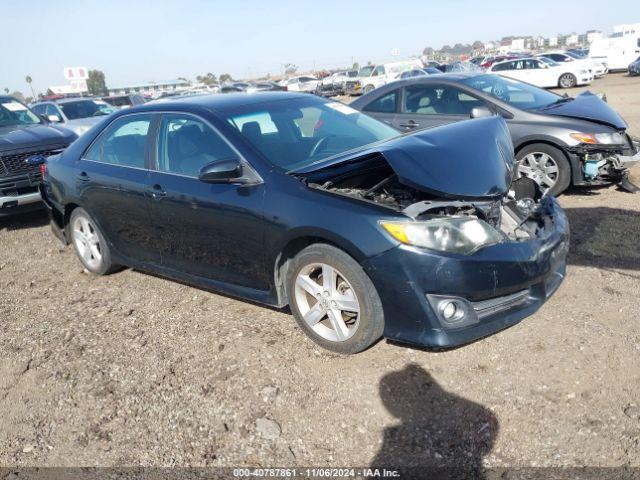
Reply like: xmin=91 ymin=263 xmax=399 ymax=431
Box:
xmin=292 ymin=116 xmax=515 ymax=200
xmin=0 ymin=123 xmax=77 ymax=151
xmin=540 ymin=91 xmax=628 ymax=130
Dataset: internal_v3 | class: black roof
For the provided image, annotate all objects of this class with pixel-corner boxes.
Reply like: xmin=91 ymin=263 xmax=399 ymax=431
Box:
xmin=143 ymin=91 xmax=309 ymax=112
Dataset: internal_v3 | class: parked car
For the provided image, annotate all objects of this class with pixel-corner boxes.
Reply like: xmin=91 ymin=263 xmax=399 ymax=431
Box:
xmin=346 ymin=60 xmax=423 ymax=95
xmin=246 ymin=82 xmax=287 ymax=93
xmin=31 ymin=98 xmax=117 ymax=136
xmin=0 ymin=96 xmax=77 ymax=216
xmin=350 ymin=73 xmax=639 ymax=195
xmin=282 ymin=76 xmax=319 ymax=93
xmin=40 ymin=92 xmax=569 ymax=353
xmin=536 ymin=51 xmax=607 ymax=77
xmin=480 ymin=55 xmax=520 ymax=69
xmin=489 ymin=57 xmax=593 ymax=89
xmin=396 ymin=68 xmax=441 ymax=79
xmin=315 ymin=70 xmax=359 ymax=97
xmin=629 ymin=56 xmax=640 ymax=76
xmin=102 ymin=94 xmax=147 ymax=109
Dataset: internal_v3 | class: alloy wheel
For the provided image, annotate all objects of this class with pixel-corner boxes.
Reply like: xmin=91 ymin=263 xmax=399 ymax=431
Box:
xmin=72 ymin=215 xmax=103 ymax=270
xmin=294 ymin=263 xmax=360 ymax=342
xmin=560 ymin=73 xmax=576 ymax=88
xmin=517 ymin=152 xmax=559 ymax=192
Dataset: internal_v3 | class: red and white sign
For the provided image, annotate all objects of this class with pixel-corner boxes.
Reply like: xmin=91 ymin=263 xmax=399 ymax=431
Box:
xmin=63 ymin=66 xmax=89 ymax=81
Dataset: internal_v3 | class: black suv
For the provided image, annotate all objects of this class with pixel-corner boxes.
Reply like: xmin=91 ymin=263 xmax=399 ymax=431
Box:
xmin=0 ymin=96 xmax=77 ymax=216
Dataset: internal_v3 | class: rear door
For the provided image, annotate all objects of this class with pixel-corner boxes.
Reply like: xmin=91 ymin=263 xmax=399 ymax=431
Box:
xmin=77 ymin=113 xmax=159 ymax=263
xmin=146 ymin=112 xmax=268 ymax=290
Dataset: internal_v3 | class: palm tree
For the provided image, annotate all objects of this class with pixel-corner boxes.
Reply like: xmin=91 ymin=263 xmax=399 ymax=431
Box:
xmin=25 ymin=75 xmax=35 ymax=99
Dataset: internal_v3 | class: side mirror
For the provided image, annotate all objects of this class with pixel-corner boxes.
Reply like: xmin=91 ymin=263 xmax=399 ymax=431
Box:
xmin=48 ymin=114 xmax=62 ymax=123
xmin=198 ymin=157 xmax=243 ymax=183
xmin=470 ymin=106 xmax=494 ymax=119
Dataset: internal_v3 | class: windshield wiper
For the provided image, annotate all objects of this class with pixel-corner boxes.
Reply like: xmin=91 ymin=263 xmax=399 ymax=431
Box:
xmin=540 ymin=97 xmax=574 ymax=110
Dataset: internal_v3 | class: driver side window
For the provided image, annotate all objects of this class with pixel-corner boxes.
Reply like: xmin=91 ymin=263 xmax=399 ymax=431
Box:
xmin=157 ymin=114 xmax=236 ymax=177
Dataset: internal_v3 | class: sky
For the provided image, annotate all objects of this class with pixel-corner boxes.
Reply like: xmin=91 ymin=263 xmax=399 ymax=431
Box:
xmin=1 ymin=0 xmax=638 ymax=95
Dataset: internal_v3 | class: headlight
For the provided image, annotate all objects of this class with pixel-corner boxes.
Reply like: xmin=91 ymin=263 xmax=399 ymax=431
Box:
xmin=380 ymin=217 xmax=503 ymax=255
xmin=570 ymin=132 xmax=625 ymax=145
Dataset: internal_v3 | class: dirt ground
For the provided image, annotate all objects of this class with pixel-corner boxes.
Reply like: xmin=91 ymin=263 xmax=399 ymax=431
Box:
xmin=1 ymin=73 xmax=639 ymax=474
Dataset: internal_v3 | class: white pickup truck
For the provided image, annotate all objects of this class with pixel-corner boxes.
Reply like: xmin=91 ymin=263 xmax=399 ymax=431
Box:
xmin=346 ymin=60 xmax=423 ymax=95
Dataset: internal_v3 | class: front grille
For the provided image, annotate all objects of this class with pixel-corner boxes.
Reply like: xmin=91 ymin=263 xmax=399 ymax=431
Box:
xmin=0 ymin=147 xmax=64 ymax=177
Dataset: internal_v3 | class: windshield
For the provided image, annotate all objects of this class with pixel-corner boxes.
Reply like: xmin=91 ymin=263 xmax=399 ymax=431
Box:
xmin=358 ymin=66 xmax=375 ymax=77
xmin=59 ymin=100 xmax=116 ymax=120
xmin=459 ymin=74 xmax=563 ymax=110
xmin=0 ymin=99 xmax=42 ymax=127
xmin=538 ymin=57 xmax=561 ymax=67
xmin=224 ymin=96 xmax=398 ymax=170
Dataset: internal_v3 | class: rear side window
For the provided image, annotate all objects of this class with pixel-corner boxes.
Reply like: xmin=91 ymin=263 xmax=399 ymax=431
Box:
xmin=157 ymin=114 xmax=236 ymax=177
xmin=84 ymin=114 xmax=152 ymax=168
xmin=492 ymin=62 xmax=514 ymax=72
xmin=363 ymin=91 xmax=398 ymax=113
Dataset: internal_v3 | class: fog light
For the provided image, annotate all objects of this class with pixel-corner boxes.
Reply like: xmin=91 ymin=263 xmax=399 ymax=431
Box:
xmin=441 ymin=301 xmax=457 ymax=319
xmin=427 ymin=294 xmax=479 ymax=329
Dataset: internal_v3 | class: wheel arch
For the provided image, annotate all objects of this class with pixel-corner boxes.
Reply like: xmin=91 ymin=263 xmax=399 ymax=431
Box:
xmin=514 ymin=137 xmax=576 ymax=175
xmin=272 ymin=230 xmax=367 ymax=307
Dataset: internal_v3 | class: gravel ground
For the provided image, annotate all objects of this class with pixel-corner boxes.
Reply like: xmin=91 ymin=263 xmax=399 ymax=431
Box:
xmin=1 ymin=73 xmax=639 ymax=474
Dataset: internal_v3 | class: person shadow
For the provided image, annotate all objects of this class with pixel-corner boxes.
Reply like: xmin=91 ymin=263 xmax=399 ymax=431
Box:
xmin=371 ymin=364 xmax=498 ymax=480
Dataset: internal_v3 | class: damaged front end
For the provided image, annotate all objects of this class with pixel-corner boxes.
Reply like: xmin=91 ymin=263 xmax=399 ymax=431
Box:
xmin=292 ymin=116 xmax=556 ymax=255
xmin=567 ymin=133 xmax=640 ymax=193
xmin=292 ymin=117 xmax=570 ymax=347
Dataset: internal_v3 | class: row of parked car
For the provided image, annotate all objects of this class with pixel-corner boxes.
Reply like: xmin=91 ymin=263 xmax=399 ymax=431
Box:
xmin=311 ymin=50 xmax=617 ymax=99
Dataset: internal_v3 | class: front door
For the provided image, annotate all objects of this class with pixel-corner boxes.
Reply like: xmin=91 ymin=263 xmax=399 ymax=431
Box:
xmin=393 ymin=84 xmax=485 ymax=131
xmin=147 ymin=113 xmax=268 ymax=290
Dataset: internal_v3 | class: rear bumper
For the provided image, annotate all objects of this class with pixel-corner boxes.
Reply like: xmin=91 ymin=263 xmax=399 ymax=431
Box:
xmin=363 ymin=197 xmax=570 ymax=348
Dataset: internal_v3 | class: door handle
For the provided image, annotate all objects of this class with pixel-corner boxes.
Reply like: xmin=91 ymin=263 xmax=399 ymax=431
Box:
xmin=146 ymin=184 xmax=166 ymax=200
xmin=399 ymin=120 xmax=419 ymax=128
xmin=76 ymin=171 xmax=90 ymax=181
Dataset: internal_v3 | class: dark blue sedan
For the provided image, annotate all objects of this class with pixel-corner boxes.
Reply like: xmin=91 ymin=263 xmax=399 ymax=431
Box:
xmin=40 ymin=92 xmax=569 ymax=353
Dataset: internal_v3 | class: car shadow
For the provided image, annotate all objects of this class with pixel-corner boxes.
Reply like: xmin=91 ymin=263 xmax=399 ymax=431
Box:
xmin=0 ymin=208 xmax=49 ymax=231
xmin=563 ymin=207 xmax=640 ymax=275
xmin=371 ymin=364 xmax=498 ymax=479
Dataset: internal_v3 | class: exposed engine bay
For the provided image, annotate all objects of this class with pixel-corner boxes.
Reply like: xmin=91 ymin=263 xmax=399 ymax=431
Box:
xmin=303 ymin=155 xmax=549 ymax=242
xmin=565 ymin=134 xmax=640 ymax=193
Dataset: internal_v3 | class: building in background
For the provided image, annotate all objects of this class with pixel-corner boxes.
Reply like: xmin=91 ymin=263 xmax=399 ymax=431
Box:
xmin=107 ymin=79 xmax=189 ymax=97
xmin=613 ymin=23 xmax=640 ymax=36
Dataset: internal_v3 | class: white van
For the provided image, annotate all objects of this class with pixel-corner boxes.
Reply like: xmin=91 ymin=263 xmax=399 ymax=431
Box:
xmin=346 ymin=59 xmax=423 ymax=95
xmin=589 ymin=34 xmax=640 ymax=71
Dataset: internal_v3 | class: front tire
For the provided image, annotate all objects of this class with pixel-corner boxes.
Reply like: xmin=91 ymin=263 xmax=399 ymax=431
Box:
xmin=286 ymin=243 xmax=384 ymax=354
xmin=69 ymin=207 xmax=119 ymax=275
xmin=558 ymin=73 xmax=577 ymax=88
xmin=515 ymin=143 xmax=571 ymax=196
xmin=363 ymin=84 xmax=375 ymax=94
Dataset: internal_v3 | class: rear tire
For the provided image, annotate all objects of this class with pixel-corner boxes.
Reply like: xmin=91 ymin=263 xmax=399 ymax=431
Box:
xmin=68 ymin=207 xmax=119 ymax=275
xmin=286 ymin=243 xmax=384 ymax=354
xmin=558 ymin=73 xmax=577 ymax=88
xmin=515 ymin=143 xmax=571 ymax=196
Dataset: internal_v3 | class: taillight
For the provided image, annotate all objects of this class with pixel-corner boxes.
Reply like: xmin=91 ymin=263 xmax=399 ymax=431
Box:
xmin=283 ymin=85 xmax=288 ymax=91
xmin=40 ymin=162 xmax=47 ymax=177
